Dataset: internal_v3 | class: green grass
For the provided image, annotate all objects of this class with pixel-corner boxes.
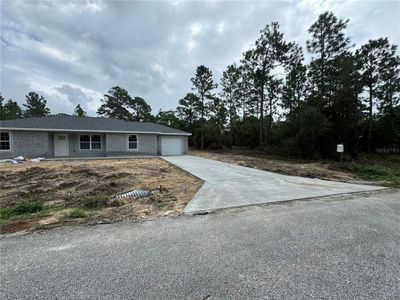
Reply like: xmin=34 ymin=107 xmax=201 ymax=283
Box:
xmin=64 ymin=209 xmax=87 ymax=219
xmin=0 ymin=200 xmax=45 ymax=220
xmin=342 ymin=163 xmax=400 ymax=186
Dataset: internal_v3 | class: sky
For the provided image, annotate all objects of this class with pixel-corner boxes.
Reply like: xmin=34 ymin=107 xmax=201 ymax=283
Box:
xmin=1 ymin=0 xmax=399 ymax=116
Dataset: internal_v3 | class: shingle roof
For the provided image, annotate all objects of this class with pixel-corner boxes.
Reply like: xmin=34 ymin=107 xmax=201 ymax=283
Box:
xmin=0 ymin=115 xmax=191 ymax=136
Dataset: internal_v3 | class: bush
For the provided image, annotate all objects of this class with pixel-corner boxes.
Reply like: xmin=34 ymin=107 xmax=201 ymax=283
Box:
xmin=65 ymin=209 xmax=87 ymax=219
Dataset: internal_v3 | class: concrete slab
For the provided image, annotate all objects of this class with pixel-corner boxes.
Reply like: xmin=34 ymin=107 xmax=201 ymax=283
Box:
xmin=163 ymin=155 xmax=386 ymax=213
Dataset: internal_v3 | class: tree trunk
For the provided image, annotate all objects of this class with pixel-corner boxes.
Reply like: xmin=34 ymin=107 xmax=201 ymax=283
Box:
xmin=201 ymin=95 xmax=204 ymax=149
xmin=259 ymin=85 xmax=264 ymax=149
xmin=368 ymin=83 xmax=373 ymax=152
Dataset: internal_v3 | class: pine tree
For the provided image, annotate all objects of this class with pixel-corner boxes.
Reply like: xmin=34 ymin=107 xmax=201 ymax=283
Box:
xmin=307 ymin=12 xmax=351 ymax=108
xmin=355 ymin=38 xmax=398 ymax=151
xmin=1 ymin=99 xmax=23 ymax=120
xmin=73 ymin=104 xmax=87 ymax=117
xmin=220 ymin=64 xmax=241 ymax=148
xmin=97 ymin=87 xmax=152 ymax=121
xmin=176 ymin=93 xmax=200 ymax=135
xmin=282 ymin=44 xmax=307 ymax=111
xmin=191 ymin=65 xmax=217 ymax=149
xmin=23 ymin=92 xmax=50 ymax=117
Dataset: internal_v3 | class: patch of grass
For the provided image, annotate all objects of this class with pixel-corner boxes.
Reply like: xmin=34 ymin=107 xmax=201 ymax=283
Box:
xmin=64 ymin=192 xmax=75 ymax=202
xmin=64 ymin=209 xmax=87 ymax=219
xmin=153 ymin=201 xmax=165 ymax=208
xmin=343 ymin=163 xmax=400 ymax=186
xmin=82 ymin=195 xmax=109 ymax=210
xmin=0 ymin=200 xmax=44 ymax=220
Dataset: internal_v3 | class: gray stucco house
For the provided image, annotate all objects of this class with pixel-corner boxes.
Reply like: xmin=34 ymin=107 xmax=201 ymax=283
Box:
xmin=0 ymin=115 xmax=191 ymax=159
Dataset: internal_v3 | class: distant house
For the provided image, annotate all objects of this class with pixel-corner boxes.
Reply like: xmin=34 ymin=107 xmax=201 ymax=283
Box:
xmin=0 ymin=115 xmax=190 ymax=158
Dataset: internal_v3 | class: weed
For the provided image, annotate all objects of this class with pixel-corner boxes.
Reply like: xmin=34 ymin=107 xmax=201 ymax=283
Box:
xmin=64 ymin=192 xmax=75 ymax=202
xmin=153 ymin=201 xmax=165 ymax=208
xmin=64 ymin=209 xmax=87 ymax=219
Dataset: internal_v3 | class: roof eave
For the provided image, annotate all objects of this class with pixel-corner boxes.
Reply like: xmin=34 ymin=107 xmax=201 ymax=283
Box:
xmin=0 ymin=127 xmax=192 ymax=136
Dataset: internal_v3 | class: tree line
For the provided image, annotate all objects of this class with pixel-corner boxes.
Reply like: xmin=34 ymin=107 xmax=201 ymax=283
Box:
xmin=170 ymin=11 xmax=400 ymax=158
xmin=1 ymin=11 xmax=399 ymax=159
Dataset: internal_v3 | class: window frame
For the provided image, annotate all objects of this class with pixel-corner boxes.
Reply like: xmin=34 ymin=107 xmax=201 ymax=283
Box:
xmin=0 ymin=131 xmax=11 ymax=151
xmin=127 ymin=134 xmax=138 ymax=151
xmin=79 ymin=134 xmax=102 ymax=150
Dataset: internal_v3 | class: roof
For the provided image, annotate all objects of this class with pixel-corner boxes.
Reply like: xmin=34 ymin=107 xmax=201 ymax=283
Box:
xmin=0 ymin=115 xmax=191 ymax=136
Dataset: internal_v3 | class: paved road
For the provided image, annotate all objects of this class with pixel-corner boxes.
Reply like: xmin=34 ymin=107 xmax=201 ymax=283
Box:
xmin=1 ymin=190 xmax=399 ymax=299
xmin=163 ymin=155 xmax=384 ymax=213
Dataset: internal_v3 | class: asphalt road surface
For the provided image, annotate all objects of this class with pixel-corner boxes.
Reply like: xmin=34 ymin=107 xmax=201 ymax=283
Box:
xmin=1 ymin=190 xmax=399 ymax=299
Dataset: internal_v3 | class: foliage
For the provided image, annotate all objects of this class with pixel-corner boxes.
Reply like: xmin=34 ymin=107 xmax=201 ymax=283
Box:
xmin=97 ymin=86 xmax=152 ymax=121
xmin=0 ymin=97 xmax=23 ymax=120
xmin=23 ymin=92 xmax=50 ymax=117
xmin=73 ymin=104 xmax=87 ymax=117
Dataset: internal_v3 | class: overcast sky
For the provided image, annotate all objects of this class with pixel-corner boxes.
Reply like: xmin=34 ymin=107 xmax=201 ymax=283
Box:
xmin=1 ymin=0 xmax=399 ymax=116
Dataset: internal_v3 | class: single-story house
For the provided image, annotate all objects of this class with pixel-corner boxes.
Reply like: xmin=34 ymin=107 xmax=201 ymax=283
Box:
xmin=0 ymin=115 xmax=191 ymax=159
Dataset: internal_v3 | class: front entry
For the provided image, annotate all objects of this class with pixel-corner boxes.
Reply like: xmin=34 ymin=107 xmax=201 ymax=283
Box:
xmin=54 ymin=134 xmax=69 ymax=157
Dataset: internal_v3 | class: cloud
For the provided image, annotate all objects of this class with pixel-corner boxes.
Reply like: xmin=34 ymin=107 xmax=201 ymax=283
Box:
xmin=1 ymin=0 xmax=399 ymax=116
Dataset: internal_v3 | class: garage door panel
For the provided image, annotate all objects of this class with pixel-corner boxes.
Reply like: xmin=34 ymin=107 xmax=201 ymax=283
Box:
xmin=161 ymin=137 xmax=183 ymax=156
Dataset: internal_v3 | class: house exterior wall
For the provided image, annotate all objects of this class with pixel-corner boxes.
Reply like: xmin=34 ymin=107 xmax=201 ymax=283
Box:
xmin=68 ymin=133 xmax=107 ymax=157
xmin=105 ymin=133 xmax=158 ymax=155
xmin=0 ymin=131 xmax=52 ymax=159
xmin=0 ymin=130 xmax=187 ymax=158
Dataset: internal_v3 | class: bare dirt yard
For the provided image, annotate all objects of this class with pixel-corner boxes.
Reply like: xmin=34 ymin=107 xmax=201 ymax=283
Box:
xmin=0 ymin=158 xmax=202 ymax=234
xmin=190 ymin=149 xmax=400 ymax=187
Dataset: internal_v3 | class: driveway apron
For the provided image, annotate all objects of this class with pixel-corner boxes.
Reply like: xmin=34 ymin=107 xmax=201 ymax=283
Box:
xmin=163 ymin=155 xmax=385 ymax=213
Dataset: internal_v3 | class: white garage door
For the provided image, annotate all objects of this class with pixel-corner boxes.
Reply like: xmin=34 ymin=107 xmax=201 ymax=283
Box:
xmin=161 ymin=136 xmax=184 ymax=156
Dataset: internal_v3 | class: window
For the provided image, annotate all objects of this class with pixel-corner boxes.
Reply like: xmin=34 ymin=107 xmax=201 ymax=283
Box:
xmin=80 ymin=135 xmax=102 ymax=150
xmin=91 ymin=135 xmax=102 ymax=149
xmin=0 ymin=132 xmax=10 ymax=151
xmin=128 ymin=135 xmax=137 ymax=150
xmin=80 ymin=135 xmax=90 ymax=149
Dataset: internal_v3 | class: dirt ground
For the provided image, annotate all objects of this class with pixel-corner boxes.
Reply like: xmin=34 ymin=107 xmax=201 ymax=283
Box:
xmin=190 ymin=150 xmax=360 ymax=182
xmin=0 ymin=158 xmax=202 ymax=234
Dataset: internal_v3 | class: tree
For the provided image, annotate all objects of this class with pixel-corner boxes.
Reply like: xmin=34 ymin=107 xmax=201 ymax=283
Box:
xmin=1 ymin=99 xmax=23 ymax=120
xmin=307 ymin=12 xmax=351 ymax=108
xmin=191 ymin=65 xmax=217 ymax=149
xmin=282 ymin=44 xmax=307 ymax=111
xmin=23 ymin=92 xmax=50 ymax=117
xmin=97 ymin=86 xmax=153 ymax=121
xmin=220 ymin=64 xmax=242 ymax=148
xmin=73 ymin=104 xmax=87 ymax=117
xmin=176 ymin=93 xmax=200 ymax=134
xmin=355 ymin=38 xmax=398 ymax=151
xmin=155 ymin=110 xmax=180 ymax=128
xmin=130 ymin=97 xmax=153 ymax=122
xmin=241 ymin=22 xmax=289 ymax=148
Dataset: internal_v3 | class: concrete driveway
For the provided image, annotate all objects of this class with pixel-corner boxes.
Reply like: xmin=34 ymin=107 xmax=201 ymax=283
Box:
xmin=163 ymin=155 xmax=385 ymax=213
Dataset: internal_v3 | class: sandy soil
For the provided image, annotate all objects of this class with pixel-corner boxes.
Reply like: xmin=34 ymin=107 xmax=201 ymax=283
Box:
xmin=190 ymin=150 xmax=358 ymax=182
xmin=0 ymin=158 xmax=202 ymax=233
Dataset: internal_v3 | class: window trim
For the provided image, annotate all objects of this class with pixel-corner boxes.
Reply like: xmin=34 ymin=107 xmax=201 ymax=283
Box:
xmin=0 ymin=131 xmax=11 ymax=152
xmin=79 ymin=134 xmax=102 ymax=150
xmin=127 ymin=134 xmax=138 ymax=151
